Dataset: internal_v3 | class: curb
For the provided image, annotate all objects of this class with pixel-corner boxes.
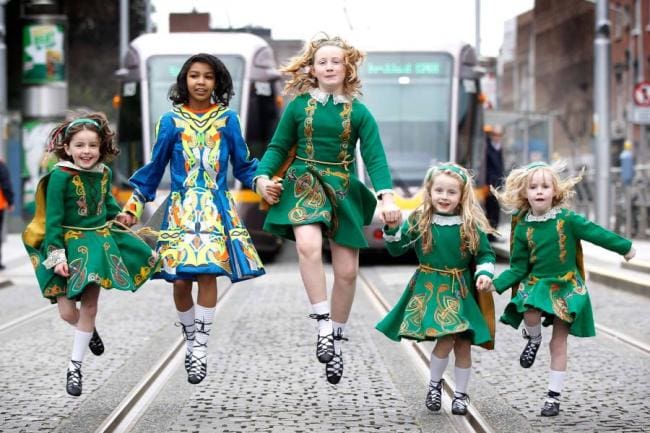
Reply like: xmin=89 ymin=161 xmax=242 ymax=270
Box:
xmin=490 ymin=242 xmax=650 ymax=298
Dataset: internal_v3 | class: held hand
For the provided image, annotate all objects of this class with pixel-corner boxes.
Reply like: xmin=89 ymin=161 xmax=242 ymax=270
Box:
xmin=624 ymin=246 xmax=636 ymax=262
xmin=54 ymin=262 xmax=69 ymax=277
xmin=116 ymin=212 xmax=137 ymax=227
xmin=379 ymin=195 xmax=401 ymax=226
xmin=257 ymin=178 xmax=283 ymax=205
xmin=476 ymin=275 xmax=492 ymax=291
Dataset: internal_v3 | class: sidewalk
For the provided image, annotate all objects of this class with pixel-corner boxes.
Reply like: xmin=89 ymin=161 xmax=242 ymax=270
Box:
xmin=0 ymin=233 xmax=29 ymax=288
xmin=492 ymin=222 xmax=650 ymax=297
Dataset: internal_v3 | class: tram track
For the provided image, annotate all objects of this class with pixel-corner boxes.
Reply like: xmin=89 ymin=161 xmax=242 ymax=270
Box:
xmin=95 ymin=281 xmax=234 ymax=433
xmin=359 ymin=271 xmax=494 ymax=433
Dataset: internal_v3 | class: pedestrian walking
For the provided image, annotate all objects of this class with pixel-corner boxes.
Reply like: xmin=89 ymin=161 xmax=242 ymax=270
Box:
xmin=488 ymin=160 xmax=636 ymax=416
xmin=0 ymin=157 xmax=14 ymax=269
xmin=22 ymin=112 xmax=158 ymax=396
xmin=485 ymin=124 xmax=505 ymax=239
xmin=118 ymin=53 xmax=266 ymax=385
xmin=255 ymin=33 xmax=401 ymax=384
xmin=376 ymin=162 xmax=496 ymax=415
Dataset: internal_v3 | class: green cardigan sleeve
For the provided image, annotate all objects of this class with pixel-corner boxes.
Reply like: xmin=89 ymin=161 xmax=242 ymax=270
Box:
xmin=383 ymin=215 xmax=416 ymax=257
xmin=356 ymin=103 xmax=393 ymax=192
xmin=43 ymin=169 xmax=68 ymax=267
xmin=474 ymin=229 xmax=496 ymax=279
xmin=256 ymin=98 xmax=297 ymax=177
xmin=568 ymin=211 xmax=632 ymax=255
xmin=493 ymin=225 xmax=530 ymax=294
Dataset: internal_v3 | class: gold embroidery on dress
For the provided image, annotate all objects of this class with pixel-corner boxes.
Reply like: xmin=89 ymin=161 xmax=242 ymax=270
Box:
xmin=72 ymin=175 xmax=88 ymax=216
xmin=557 ymin=219 xmax=567 ymax=263
xmin=526 ymin=227 xmax=536 ymax=263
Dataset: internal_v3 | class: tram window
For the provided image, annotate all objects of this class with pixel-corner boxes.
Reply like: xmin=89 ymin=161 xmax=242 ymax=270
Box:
xmin=245 ymin=79 xmax=280 ymax=160
xmin=360 ymin=52 xmax=453 ymax=186
xmin=115 ymin=81 xmax=143 ymax=186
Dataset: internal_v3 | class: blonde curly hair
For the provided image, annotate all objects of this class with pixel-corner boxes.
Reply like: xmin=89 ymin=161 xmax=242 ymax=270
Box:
xmin=280 ymin=32 xmax=364 ymax=98
xmin=409 ymin=162 xmax=495 ymax=254
xmin=491 ymin=160 xmax=584 ymax=213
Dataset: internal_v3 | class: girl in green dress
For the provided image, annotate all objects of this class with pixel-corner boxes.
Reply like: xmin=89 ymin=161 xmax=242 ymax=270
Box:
xmin=489 ymin=161 xmax=636 ymax=417
xmin=376 ymin=163 xmax=496 ymax=416
xmin=255 ymin=34 xmax=401 ymax=384
xmin=22 ymin=112 xmax=158 ymax=396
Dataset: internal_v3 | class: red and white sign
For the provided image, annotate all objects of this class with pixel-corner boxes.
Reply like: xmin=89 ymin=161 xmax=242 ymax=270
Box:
xmin=633 ymin=81 xmax=650 ymax=106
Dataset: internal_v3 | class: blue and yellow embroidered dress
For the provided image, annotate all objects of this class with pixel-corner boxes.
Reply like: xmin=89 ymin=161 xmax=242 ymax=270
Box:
xmin=124 ymin=104 xmax=264 ymax=283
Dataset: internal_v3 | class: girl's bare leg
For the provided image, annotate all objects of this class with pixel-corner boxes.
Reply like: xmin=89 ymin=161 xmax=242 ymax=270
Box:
xmin=77 ymin=284 xmax=100 ymax=332
xmin=328 ymin=240 xmax=359 ymax=324
xmin=57 ymin=296 xmax=79 ymax=326
xmin=293 ymin=224 xmax=326 ymax=304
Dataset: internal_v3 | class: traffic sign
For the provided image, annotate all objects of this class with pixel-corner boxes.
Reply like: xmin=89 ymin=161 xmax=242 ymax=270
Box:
xmin=633 ymin=81 xmax=650 ymax=106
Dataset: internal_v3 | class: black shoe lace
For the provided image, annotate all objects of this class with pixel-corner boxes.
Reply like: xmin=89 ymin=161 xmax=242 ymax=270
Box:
xmin=189 ymin=352 xmax=207 ymax=379
xmin=175 ymin=321 xmax=196 ymax=342
xmin=452 ymin=392 xmax=470 ymax=410
xmin=326 ymin=353 xmax=343 ymax=377
xmin=522 ymin=339 xmax=540 ymax=361
xmin=426 ymin=379 xmax=443 ymax=408
xmin=88 ymin=328 xmax=104 ymax=354
xmin=68 ymin=360 xmax=82 ymax=386
xmin=308 ymin=313 xmax=331 ymax=321
xmin=193 ymin=319 xmax=212 ymax=350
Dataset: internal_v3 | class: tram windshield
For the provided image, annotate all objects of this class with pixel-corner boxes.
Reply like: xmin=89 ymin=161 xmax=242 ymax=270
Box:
xmin=359 ymin=52 xmax=453 ymax=186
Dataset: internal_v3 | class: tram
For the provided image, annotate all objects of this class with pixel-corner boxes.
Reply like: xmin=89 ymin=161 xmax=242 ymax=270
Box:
xmin=112 ymin=32 xmax=284 ymax=257
xmin=355 ymin=41 xmax=487 ymax=251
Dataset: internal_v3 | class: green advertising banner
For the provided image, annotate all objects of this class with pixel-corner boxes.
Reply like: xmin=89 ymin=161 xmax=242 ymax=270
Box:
xmin=22 ymin=24 xmax=65 ymax=84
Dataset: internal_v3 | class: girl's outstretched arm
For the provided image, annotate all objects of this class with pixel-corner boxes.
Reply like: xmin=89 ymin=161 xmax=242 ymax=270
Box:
xmin=42 ymin=169 xmax=68 ymax=273
xmin=475 ymin=229 xmax=496 ymax=290
xmin=568 ymin=210 xmax=634 ymax=257
xmin=225 ymin=113 xmax=258 ymax=189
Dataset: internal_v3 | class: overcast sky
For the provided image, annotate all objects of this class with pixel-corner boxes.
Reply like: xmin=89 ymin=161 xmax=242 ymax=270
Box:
xmin=151 ymin=0 xmax=534 ymax=57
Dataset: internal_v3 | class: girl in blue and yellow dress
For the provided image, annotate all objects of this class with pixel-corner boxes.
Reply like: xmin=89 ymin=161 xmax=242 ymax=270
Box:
xmin=255 ymin=34 xmax=401 ymax=385
xmin=489 ymin=161 xmax=635 ymax=417
xmin=23 ymin=112 xmax=158 ymax=396
xmin=120 ymin=53 xmax=264 ymax=385
xmin=376 ymin=163 xmax=497 ymax=416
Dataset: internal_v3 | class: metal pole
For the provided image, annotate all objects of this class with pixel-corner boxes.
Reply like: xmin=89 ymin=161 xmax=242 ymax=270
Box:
xmin=0 ymin=0 xmax=7 ymax=157
xmin=636 ymin=0 xmax=647 ymax=163
xmin=144 ymin=0 xmax=152 ymax=33
xmin=595 ymin=0 xmax=612 ymax=227
xmin=475 ymin=0 xmax=481 ymax=57
xmin=120 ymin=0 xmax=129 ymax=68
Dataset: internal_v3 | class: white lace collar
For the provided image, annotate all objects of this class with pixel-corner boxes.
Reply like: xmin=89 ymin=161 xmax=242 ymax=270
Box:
xmin=525 ymin=207 xmax=562 ymax=222
xmin=432 ymin=214 xmax=462 ymax=226
xmin=309 ymin=88 xmax=351 ymax=105
xmin=56 ymin=161 xmax=106 ymax=173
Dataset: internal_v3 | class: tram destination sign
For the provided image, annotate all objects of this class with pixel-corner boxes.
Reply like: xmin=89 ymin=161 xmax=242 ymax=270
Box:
xmin=366 ymin=61 xmax=446 ymax=76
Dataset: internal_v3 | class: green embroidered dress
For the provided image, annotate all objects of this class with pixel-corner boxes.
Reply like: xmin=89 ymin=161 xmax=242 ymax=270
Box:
xmin=23 ymin=162 xmax=158 ymax=301
xmin=255 ymin=89 xmax=393 ymax=249
xmin=492 ymin=207 xmax=632 ymax=337
xmin=376 ymin=214 xmax=495 ymax=346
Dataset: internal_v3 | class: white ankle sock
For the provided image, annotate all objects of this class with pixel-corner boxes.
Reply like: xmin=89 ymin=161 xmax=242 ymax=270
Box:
xmin=332 ymin=321 xmax=346 ymax=354
xmin=454 ymin=366 xmax=471 ymax=395
xmin=525 ymin=323 xmax=542 ymax=343
xmin=548 ymin=370 xmax=566 ymax=394
xmin=177 ymin=306 xmax=196 ymax=352
xmin=429 ymin=353 xmax=449 ymax=383
xmin=193 ymin=304 xmax=215 ymax=358
xmin=70 ymin=330 xmax=92 ymax=364
xmin=311 ymin=301 xmax=333 ymax=336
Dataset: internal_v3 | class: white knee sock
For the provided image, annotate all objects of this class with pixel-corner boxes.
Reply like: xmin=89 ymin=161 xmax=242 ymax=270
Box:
xmin=69 ymin=329 xmax=92 ymax=369
xmin=193 ymin=304 xmax=215 ymax=358
xmin=525 ymin=322 xmax=542 ymax=343
xmin=429 ymin=353 xmax=449 ymax=383
xmin=177 ymin=306 xmax=196 ymax=352
xmin=454 ymin=366 xmax=471 ymax=395
xmin=332 ymin=320 xmax=346 ymax=354
xmin=311 ymin=301 xmax=333 ymax=336
xmin=548 ymin=370 xmax=566 ymax=394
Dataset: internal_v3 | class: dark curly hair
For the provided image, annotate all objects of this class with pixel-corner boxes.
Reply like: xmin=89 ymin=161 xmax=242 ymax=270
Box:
xmin=168 ymin=53 xmax=234 ymax=106
xmin=47 ymin=111 xmax=119 ymax=163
